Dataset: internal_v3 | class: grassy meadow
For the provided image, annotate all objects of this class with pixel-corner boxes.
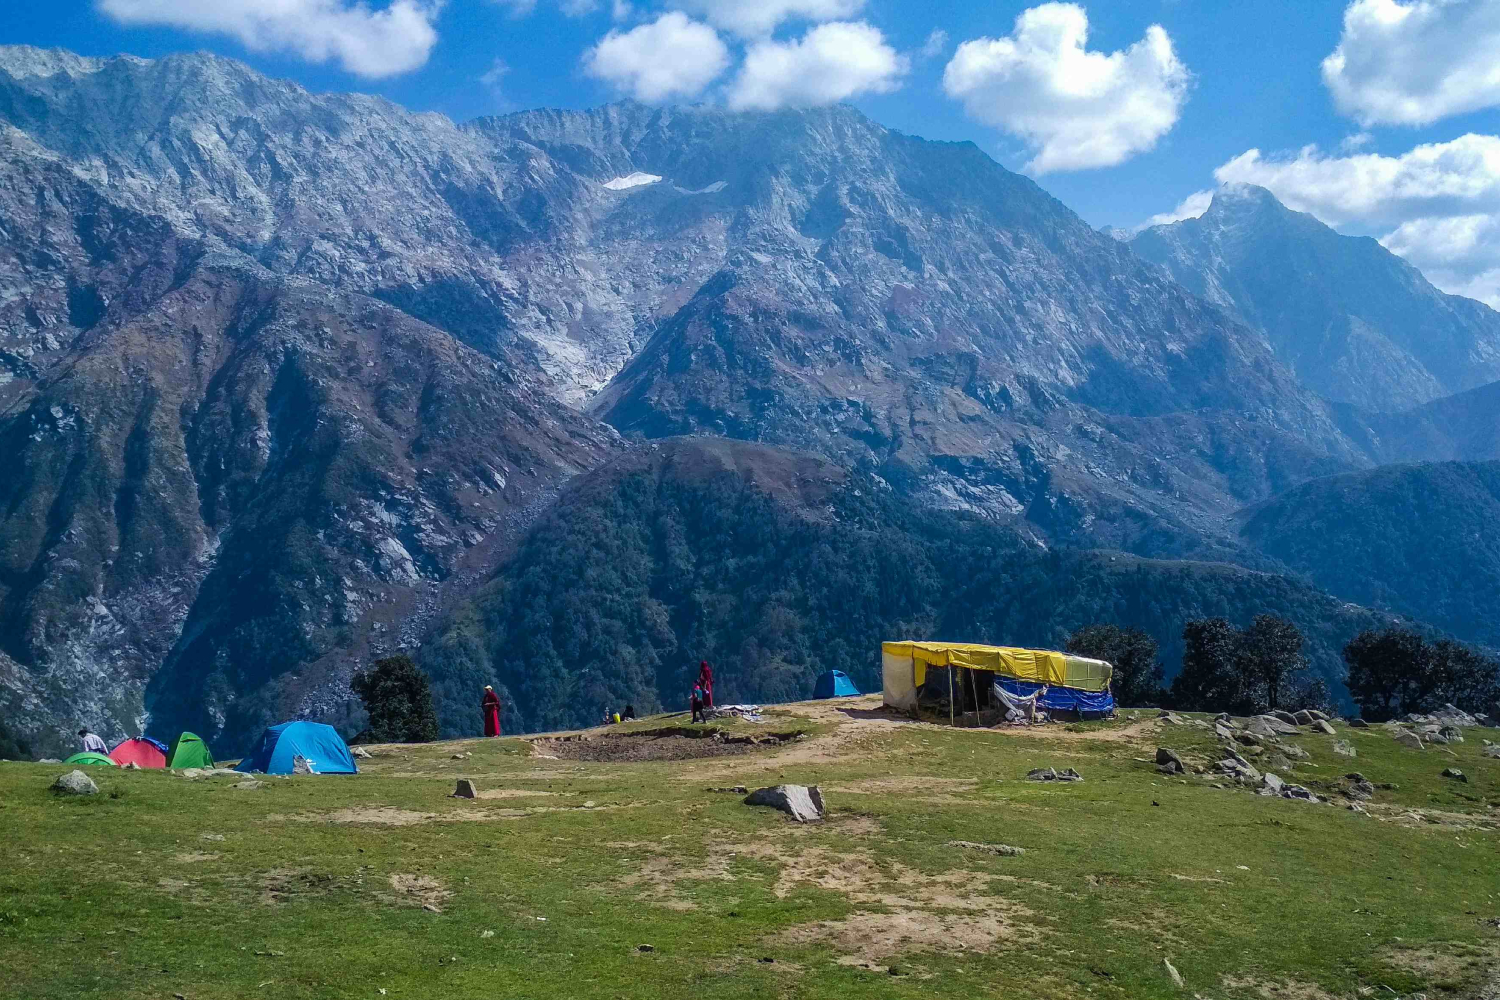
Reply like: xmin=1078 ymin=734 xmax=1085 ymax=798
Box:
xmin=1 ymin=699 xmax=1497 ymax=1000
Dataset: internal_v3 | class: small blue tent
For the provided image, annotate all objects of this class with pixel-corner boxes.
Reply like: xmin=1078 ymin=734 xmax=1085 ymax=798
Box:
xmin=235 ymin=722 xmax=358 ymax=775
xmin=813 ymin=670 xmax=861 ymax=699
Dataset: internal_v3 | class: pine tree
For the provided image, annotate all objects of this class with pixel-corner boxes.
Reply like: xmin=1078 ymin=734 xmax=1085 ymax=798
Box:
xmin=351 ymin=654 xmax=440 ymax=744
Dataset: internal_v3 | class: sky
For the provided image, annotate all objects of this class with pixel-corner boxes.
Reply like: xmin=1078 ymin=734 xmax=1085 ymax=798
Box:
xmin=5 ymin=1 xmax=1500 ymax=304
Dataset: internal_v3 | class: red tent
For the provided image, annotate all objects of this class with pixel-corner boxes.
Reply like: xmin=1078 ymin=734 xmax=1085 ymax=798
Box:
xmin=109 ymin=737 xmax=168 ymax=769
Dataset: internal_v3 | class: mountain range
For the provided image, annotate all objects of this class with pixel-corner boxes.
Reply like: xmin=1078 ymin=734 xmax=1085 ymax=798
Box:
xmin=0 ymin=46 xmax=1496 ymax=752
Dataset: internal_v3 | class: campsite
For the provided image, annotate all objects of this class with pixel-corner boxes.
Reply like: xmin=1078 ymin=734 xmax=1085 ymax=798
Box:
xmin=4 ymin=684 xmax=1500 ymax=1000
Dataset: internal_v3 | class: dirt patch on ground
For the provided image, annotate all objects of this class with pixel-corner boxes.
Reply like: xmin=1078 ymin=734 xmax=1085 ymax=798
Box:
xmin=173 ymin=852 xmax=220 ymax=864
xmin=790 ymin=906 xmax=1034 ymax=967
xmin=1380 ymin=941 xmax=1500 ymax=986
xmin=1221 ymin=975 xmax=1341 ymax=1000
xmin=532 ymin=729 xmax=804 ymax=763
xmin=260 ymin=869 xmax=339 ymax=906
xmin=473 ymin=788 xmax=561 ymax=800
xmin=386 ymin=873 xmax=451 ymax=912
xmin=827 ymin=777 xmax=979 ymax=795
xmin=1367 ymin=805 xmax=1500 ymax=831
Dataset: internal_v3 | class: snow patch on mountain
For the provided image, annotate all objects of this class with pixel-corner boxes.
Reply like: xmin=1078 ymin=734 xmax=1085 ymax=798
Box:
xmin=603 ymin=172 xmax=663 ymax=191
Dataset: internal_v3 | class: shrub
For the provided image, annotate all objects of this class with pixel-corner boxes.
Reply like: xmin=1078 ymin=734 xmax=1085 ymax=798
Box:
xmin=351 ymin=654 xmax=440 ymax=744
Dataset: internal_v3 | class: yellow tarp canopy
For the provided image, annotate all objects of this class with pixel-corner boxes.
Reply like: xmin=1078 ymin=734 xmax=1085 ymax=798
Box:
xmin=881 ymin=641 xmax=1112 ymax=693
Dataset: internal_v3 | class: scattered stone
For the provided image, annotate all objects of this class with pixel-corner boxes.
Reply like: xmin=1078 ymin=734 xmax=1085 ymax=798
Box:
xmin=1165 ymin=958 xmax=1185 ymax=988
xmin=1344 ymin=778 xmax=1375 ymax=802
xmin=1256 ymin=715 xmax=1301 ymax=735
xmin=1393 ymin=730 xmax=1425 ymax=751
xmin=707 ymin=786 xmax=749 ymax=794
xmin=422 ymin=903 xmax=442 ymax=914
xmin=38 ymin=758 xmax=62 ymax=764
xmin=50 ymin=770 xmax=98 ymax=796
xmin=1439 ymin=726 xmax=1464 ymax=744
xmin=1214 ymin=723 xmax=1235 ymax=740
xmin=1332 ymin=740 xmax=1357 ymax=757
xmin=1158 ymin=712 xmax=1187 ymax=725
xmin=1156 ymin=748 xmax=1185 ymax=775
xmin=1292 ymin=710 xmax=1314 ymax=726
xmin=1259 ymin=773 xmax=1285 ymax=797
xmin=1348 ymin=718 xmax=1369 ymax=729
xmin=480 ymin=930 xmax=495 ymax=939
xmin=1442 ymin=768 xmax=1469 ymax=783
xmin=450 ymin=753 xmax=466 ymax=760
xmin=1272 ymin=710 xmax=1299 ymax=726
xmin=350 ymin=746 xmax=372 ymax=759
xmin=744 ymin=785 xmax=826 ymax=823
xmin=1310 ymin=720 xmax=1337 ymax=735
xmin=452 ymin=779 xmax=478 ymax=799
xmin=233 ymin=780 xmax=264 ymax=790
xmin=1233 ymin=731 xmax=1264 ymax=747
xmin=1282 ymin=785 xmax=1321 ymax=803
xmin=1348 ymin=803 xmax=1369 ymax=816
xmin=949 ymin=840 xmax=1025 ymax=857
xmin=122 ymin=762 xmax=139 ymax=770
xmin=1244 ymin=718 xmax=1279 ymax=738
xmin=637 ymin=944 xmax=654 ymax=953
xmin=1484 ymin=745 xmax=1500 ymax=760
xmin=1276 ymin=743 xmax=1310 ymax=761
xmin=1216 ymin=759 xmax=1261 ymax=784
xmin=1027 ymin=767 xmax=1083 ymax=782
xmin=1308 ymin=710 xmax=1330 ymax=722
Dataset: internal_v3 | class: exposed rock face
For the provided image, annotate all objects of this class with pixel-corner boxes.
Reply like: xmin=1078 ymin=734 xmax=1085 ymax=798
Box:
xmin=1131 ymin=185 xmax=1500 ymax=411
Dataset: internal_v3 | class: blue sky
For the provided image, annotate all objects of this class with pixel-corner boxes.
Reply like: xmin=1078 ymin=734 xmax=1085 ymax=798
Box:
xmin=6 ymin=1 xmax=1500 ymax=303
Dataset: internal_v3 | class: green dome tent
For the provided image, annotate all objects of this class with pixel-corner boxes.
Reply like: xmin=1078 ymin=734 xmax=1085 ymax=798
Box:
xmin=166 ymin=732 xmax=214 ymax=769
xmin=62 ymin=752 xmax=117 ymax=767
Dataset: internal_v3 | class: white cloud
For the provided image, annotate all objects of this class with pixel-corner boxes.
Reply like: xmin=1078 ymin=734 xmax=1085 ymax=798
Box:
xmin=479 ymin=57 xmax=509 ymax=88
xmin=727 ymin=21 xmax=907 ymax=111
xmin=676 ymin=0 xmax=865 ymax=39
xmin=490 ymin=0 xmax=537 ymax=15
xmin=1213 ymin=134 xmax=1500 ymax=226
xmin=583 ymin=12 xmax=729 ymax=103
xmin=918 ymin=29 xmax=949 ymax=62
xmin=1135 ymin=188 xmax=1213 ymax=232
xmin=942 ymin=3 xmax=1190 ymax=174
xmin=97 ymin=0 xmax=440 ymax=78
xmin=1213 ymin=134 xmax=1500 ymax=306
xmin=1323 ymin=0 xmax=1500 ymax=126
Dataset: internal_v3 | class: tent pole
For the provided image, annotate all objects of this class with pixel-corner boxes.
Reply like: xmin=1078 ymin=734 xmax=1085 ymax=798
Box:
xmin=948 ymin=663 xmax=955 ymax=728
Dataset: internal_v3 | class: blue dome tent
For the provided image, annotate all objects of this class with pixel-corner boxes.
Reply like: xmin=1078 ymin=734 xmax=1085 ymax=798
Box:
xmin=812 ymin=670 xmax=861 ymax=699
xmin=235 ymin=721 xmax=358 ymax=775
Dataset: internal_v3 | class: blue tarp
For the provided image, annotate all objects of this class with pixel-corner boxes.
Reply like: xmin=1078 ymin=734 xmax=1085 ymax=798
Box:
xmin=235 ymin=721 xmax=358 ymax=775
xmin=813 ymin=670 xmax=861 ymax=699
xmin=996 ymin=678 xmax=1115 ymax=717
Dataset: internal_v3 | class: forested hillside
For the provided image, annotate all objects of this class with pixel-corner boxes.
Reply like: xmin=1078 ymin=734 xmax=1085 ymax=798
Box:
xmin=1241 ymin=461 xmax=1500 ymax=646
xmin=422 ymin=439 xmax=1396 ymax=736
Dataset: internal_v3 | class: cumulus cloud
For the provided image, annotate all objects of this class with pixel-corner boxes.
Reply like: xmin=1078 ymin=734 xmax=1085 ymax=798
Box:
xmin=1135 ymin=188 xmax=1213 ymax=232
xmin=1214 ymin=134 xmax=1500 ymax=306
xmin=727 ymin=21 xmax=907 ymax=111
xmin=942 ymin=2 xmax=1190 ymax=174
xmin=1323 ymin=0 xmax=1500 ymax=126
xmin=583 ymin=12 xmax=729 ymax=103
xmin=96 ymin=0 xmax=440 ymax=78
xmin=677 ymin=0 xmax=865 ymax=38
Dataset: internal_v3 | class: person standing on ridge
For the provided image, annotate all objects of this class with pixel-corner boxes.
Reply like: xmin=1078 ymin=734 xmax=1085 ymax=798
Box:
xmin=698 ymin=660 xmax=714 ymax=709
xmin=690 ymin=683 xmax=706 ymax=724
xmin=78 ymin=728 xmax=107 ymax=754
xmin=481 ymin=685 xmax=502 ymax=738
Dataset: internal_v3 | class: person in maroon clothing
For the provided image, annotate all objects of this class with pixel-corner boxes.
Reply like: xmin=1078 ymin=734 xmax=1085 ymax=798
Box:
xmin=481 ymin=685 xmax=502 ymax=737
xmin=698 ymin=660 xmax=714 ymax=709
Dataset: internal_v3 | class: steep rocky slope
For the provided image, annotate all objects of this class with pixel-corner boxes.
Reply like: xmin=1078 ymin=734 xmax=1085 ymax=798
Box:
xmin=1240 ymin=461 xmax=1500 ymax=647
xmin=1130 ymin=185 xmax=1500 ymax=411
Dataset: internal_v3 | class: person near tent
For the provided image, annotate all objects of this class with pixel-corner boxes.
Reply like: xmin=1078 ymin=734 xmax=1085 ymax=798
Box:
xmin=481 ymin=686 xmax=502 ymax=738
xmin=622 ymin=704 xmax=636 ymax=721
xmin=697 ymin=661 xmax=714 ymax=708
xmin=78 ymin=728 xmax=107 ymax=755
xmin=690 ymin=683 xmax=706 ymax=724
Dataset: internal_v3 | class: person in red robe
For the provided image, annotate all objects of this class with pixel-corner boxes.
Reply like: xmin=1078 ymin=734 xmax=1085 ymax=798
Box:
xmin=482 ymin=685 xmax=502 ymax=737
xmin=698 ymin=660 xmax=714 ymax=709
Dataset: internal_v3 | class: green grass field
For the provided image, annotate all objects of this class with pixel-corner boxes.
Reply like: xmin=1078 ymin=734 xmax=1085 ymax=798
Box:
xmin=2 ymin=700 xmax=1498 ymax=999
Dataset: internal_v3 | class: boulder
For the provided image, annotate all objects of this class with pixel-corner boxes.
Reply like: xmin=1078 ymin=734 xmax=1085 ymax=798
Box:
xmin=1308 ymin=710 xmax=1330 ymax=722
xmin=1310 ymin=720 xmax=1337 ymax=735
xmin=744 ymin=785 xmax=826 ymax=823
xmin=1026 ymin=767 xmax=1083 ymax=782
xmin=1332 ymin=740 xmax=1357 ymax=757
xmin=38 ymin=758 xmax=62 ymax=764
xmin=1393 ymin=730 xmax=1424 ymax=751
xmin=350 ymin=746 xmax=373 ymax=759
xmin=1233 ymin=731 xmax=1264 ymax=747
xmin=1441 ymin=768 xmax=1468 ymax=783
xmin=1485 ymin=745 xmax=1500 ymax=760
xmin=233 ymin=780 xmax=264 ymax=790
xmin=1244 ymin=718 xmax=1279 ymax=738
xmin=1158 ymin=712 xmax=1187 ymax=726
xmin=1214 ymin=723 xmax=1235 ymax=740
xmin=1271 ymin=710 xmax=1299 ymax=726
xmin=1432 ymin=704 xmax=1479 ymax=727
xmin=50 ymin=770 xmax=98 ymax=796
xmin=1348 ymin=718 xmax=1369 ymax=729
xmin=1257 ymin=716 xmax=1301 ymax=736
xmin=1438 ymin=726 xmax=1464 ymax=744
xmin=452 ymin=778 xmax=478 ymax=799
xmin=1259 ymin=772 xmax=1285 ymax=797
xmin=1292 ymin=710 xmax=1314 ymax=726
xmin=1276 ymin=743 xmax=1311 ymax=761
xmin=1282 ymin=785 xmax=1321 ymax=803
xmin=1343 ymin=778 xmax=1375 ymax=801
xmin=1263 ymin=753 xmax=1294 ymax=773
xmin=1155 ymin=748 xmax=1185 ymax=775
